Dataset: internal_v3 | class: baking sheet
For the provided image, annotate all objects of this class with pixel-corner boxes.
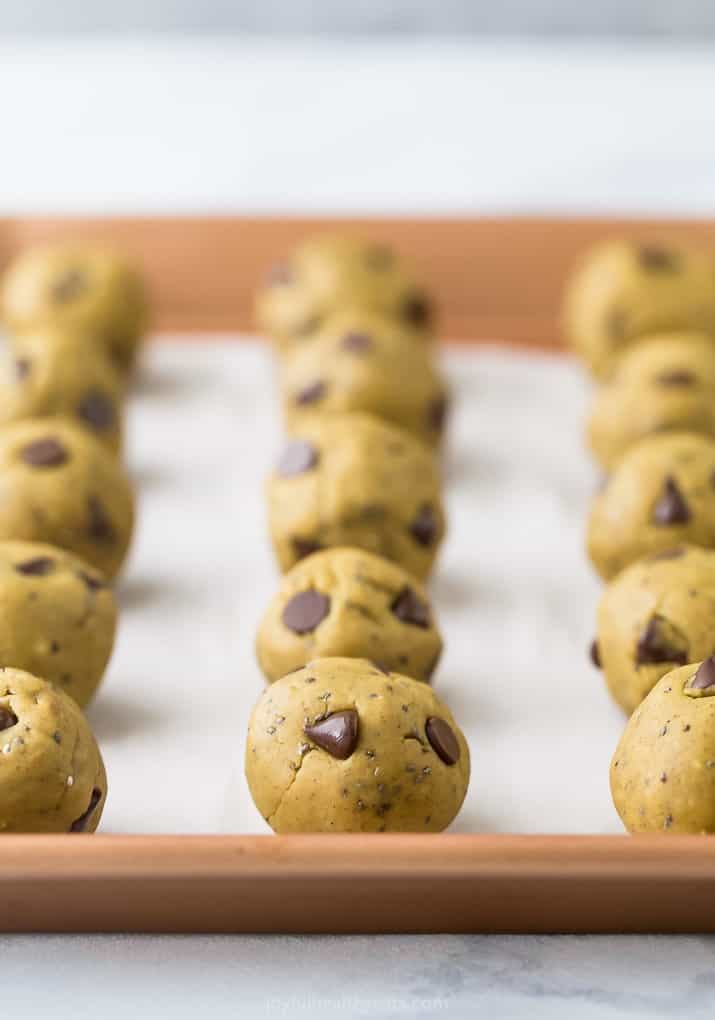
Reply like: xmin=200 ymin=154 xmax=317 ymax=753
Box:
xmin=96 ymin=337 xmax=625 ymax=835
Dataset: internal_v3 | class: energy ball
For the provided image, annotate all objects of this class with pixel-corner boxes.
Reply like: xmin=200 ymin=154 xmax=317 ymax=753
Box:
xmin=587 ymin=332 xmax=715 ymax=469
xmin=278 ymin=308 xmax=448 ymax=446
xmin=594 ymin=545 xmax=715 ymax=714
xmin=587 ymin=432 xmax=715 ymax=581
xmin=0 ymin=667 xmax=107 ymax=833
xmin=255 ymin=235 xmax=434 ymax=350
xmin=245 ymin=657 xmax=470 ymax=833
xmin=256 ymin=547 xmax=442 ymax=684
xmin=563 ymin=240 xmax=715 ymax=378
xmin=0 ymin=541 xmax=117 ymax=708
xmin=0 ymin=328 xmax=125 ymax=453
xmin=266 ymin=413 xmax=446 ymax=580
xmin=0 ymin=243 xmax=148 ymax=372
xmin=0 ymin=418 xmax=134 ymax=579
xmin=611 ymin=658 xmax=715 ymax=833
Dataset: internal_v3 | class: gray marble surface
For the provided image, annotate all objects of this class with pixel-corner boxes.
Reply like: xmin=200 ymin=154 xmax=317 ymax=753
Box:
xmin=1 ymin=934 xmax=714 ymax=1017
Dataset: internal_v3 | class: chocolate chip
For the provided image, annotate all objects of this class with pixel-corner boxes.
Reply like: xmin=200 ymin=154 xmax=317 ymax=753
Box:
xmin=341 ymin=332 xmax=372 ymax=354
xmin=689 ymin=657 xmax=715 ymax=691
xmin=51 ymin=268 xmax=87 ymax=304
xmin=14 ymin=358 xmax=31 ymax=380
xmin=77 ymin=569 xmax=106 ymax=591
xmin=282 ymin=590 xmax=331 ymax=634
xmin=656 ymin=370 xmax=696 ymax=387
xmin=409 ymin=504 xmax=437 ymax=547
xmin=0 ymin=706 xmax=17 ymax=731
xmin=402 ymin=293 xmax=432 ymax=328
xmin=425 ymin=717 xmax=460 ymax=765
xmin=87 ymin=496 xmax=116 ymax=543
xmin=20 ymin=437 xmax=68 ymax=468
xmin=606 ymin=307 xmax=627 ymax=342
xmin=295 ymin=381 xmax=326 ymax=406
xmin=590 ymin=640 xmax=601 ymax=669
xmin=639 ymin=245 xmax=680 ymax=272
xmin=15 ymin=556 xmax=55 ymax=577
xmin=77 ymin=390 xmax=116 ymax=432
xmin=635 ymin=617 xmax=687 ymax=666
xmin=428 ymin=396 xmax=448 ymax=434
xmin=277 ymin=440 xmax=318 ymax=478
xmin=648 ymin=547 xmax=686 ymax=562
xmin=365 ymin=245 xmax=394 ymax=270
xmin=304 ymin=709 xmax=359 ymax=760
xmin=268 ymin=262 xmax=293 ymax=285
xmin=391 ymin=587 xmax=431 ymax=628
xmin=69 ymin=787 xmax=103 ymax=833
xmin=291 ymin=537 xmax=322 ymax=561
xmin=652 ymin=477 xmax=691 ymax=526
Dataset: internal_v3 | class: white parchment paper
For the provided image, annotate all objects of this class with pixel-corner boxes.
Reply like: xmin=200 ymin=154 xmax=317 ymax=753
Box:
xmin=93 ymin=336 xmax=625 ymax=835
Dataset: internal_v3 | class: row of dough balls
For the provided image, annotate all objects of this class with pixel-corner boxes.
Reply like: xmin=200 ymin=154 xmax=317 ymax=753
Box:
xmin=246 ymin=236 xmax=470 ymax=833
xmin=565 ymin=238 xmax=715 ymax=833
xmin=0 ymin=243 xmax=149 ymax=832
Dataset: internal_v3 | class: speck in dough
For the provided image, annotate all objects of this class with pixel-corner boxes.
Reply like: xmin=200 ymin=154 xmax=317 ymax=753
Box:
xmin=245 ymin=657 xmax=470 ymax=833
xmin=256 ymin=547 xmax=442 ymax=683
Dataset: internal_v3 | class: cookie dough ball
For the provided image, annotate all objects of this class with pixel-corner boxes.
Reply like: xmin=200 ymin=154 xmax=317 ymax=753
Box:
xmin=611 ymin=658 xmax=715 ymax=833
xmin=0 ymin=419 xmax=134 ymax=579
xmin=1 ymin=243 xmax=148 ymax=372
xmin=594 ymin=545 xmax=715 ymax=714
xmin=255 ymin=235 xmax=434 ymax=349
xmin=257 ymin=547 xmax=442 ymax=684
xmin=267 ymin=413 xmax=446 ymax=580
xmin=0 ymin=667 xmax=106 ymax=832
xmin=587 ymin=432 xmax=715 ymax=580
xmin=245 ymin=657 xmax=469 ymax=833
xmin=0 ymin=329 xmax=125 ymax=453
xmin=0 ymin=541 xmax=117 ymax=708
xmin=279 ymin=309 xmax=448 ymax=446
xmin=588 ymin=333 xmax=715 ymax=469
xmin=563 ymin=240 xmax=715 ymax=378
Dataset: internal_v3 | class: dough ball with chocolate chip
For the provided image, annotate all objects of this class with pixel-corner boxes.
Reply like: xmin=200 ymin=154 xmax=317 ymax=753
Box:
xmin=255 ymin=235 xmax=435 ymax=351
xmin=611 ymin=658 xmax=715 ymax=833
xmin=245 ymin=657 xmax=469 ymax=833
xmin=267 ymin=413 xmax=446 ymax=580
xmin=595 ymin=545 xmax=715 ymax=714
xmin=587 ymin=432 xmax=715 ymax=580
xmin=0 ymin=667 xmax=106 ymax=832
xmin=0 ymin=541 xmax=116 ymax=707
xmin=0 ymin=328 xmax=125 ymax=453
xmin=588 ymin=333 xmax=715 ymax=469
xmin=0 ymin=243 xmax=148 ymax=373
xmin=278 ymin=309 xmax=448 ymax=446
xmin=563 ymin=240 xmax=715 ymax=379
xmin=256 ymin=547 xmax=442 ymax=684
xmin=0 ymin=419 xmax=134 ymax=579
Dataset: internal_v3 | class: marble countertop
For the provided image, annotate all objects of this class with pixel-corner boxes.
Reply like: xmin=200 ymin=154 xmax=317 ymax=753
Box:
xmin=2 ymin=35 xmax=715 ymax=1019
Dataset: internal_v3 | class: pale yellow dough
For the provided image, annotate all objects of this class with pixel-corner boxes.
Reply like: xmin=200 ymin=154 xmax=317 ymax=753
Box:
xmin=563 ymin=240 xmax=715 ymax=378
xmin=0 ymin=667 xmax=107 ymax=833
xmin=245 ymin=657 xmax=470 ymax=833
